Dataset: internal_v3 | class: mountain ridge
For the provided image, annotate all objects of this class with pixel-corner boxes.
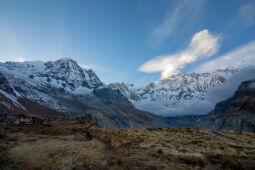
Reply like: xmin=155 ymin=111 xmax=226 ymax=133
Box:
xmin=0 ymin=58 xmax=167 ymax=129
xmin=109 ymin=68 xmax=239 ymax=116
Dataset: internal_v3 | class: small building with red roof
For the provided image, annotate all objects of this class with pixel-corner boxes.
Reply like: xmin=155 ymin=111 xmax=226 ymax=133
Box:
xmin=2 ymin=115 xmax=18 ymax=124
xmin=18 ymin=114 xmax=47 ymax=124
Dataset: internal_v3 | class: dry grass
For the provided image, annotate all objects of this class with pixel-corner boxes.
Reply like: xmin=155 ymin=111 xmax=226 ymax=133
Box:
xmin=1 ymin=123 xmax=255 ymax=169
xmin=7 ymin=136 xmax=107 ymax=169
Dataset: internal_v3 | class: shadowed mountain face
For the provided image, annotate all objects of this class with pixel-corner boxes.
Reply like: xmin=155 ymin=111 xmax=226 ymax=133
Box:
xmin=0 ymin=58 xmax=167 ymax=129
xmin=199 ymin=79 xmax=255 ymax=132
xmin=214 ymin=79 xmax=255 ymax=116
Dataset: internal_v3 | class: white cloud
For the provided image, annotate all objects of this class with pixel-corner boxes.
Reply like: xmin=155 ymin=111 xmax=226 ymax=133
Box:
xmin=139 ymin=29 xmax=220 ymax=79
xmin=0 ymin=56 xmax=26 ymax=63
xmin=80 ymin=64 xmax=112 ymax=72
xmin=149 ymin=0 xmax=204 ymax=47
xmin=238 ymin=1 xmax=255 ymax=27
xmin=195 ymin=40 xmax=255 ymax=73
xmin=17 ymin=57 xmax=26 ymax=62
xmin=80 ymin=64 xmax=95 ymax=70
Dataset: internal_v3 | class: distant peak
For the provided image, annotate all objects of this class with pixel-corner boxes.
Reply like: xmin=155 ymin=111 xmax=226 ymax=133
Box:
xmin=58 ymin=57 xmax=73 ymax=60
xmin=57 ymin=57 xmax=77 ymax=63
xmin=160 ymin=67 xmax=240 ymax=80
xmin=54 ymin=58 xmax=80 ymax=67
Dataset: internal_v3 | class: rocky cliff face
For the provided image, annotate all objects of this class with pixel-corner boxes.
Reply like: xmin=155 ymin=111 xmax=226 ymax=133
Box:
xmin=0 ymin=58 xmax=167 ymax=129
xmin=109 ymin=69 xmax=238 ymax=116
xmin=199 ymin=79 xmax=255 ymax=132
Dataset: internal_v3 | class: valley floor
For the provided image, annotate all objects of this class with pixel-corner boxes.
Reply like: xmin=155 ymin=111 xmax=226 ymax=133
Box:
xmin=1 ymin=121 xmax=255 ymax=170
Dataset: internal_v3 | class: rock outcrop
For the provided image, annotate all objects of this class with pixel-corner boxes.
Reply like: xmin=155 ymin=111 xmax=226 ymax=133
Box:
xmin=199 ymin=79 xmax=255 ymax=132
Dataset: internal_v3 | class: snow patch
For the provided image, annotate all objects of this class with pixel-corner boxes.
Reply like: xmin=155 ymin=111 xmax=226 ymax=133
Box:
xmin=0 ymin=101 xmax=11 ymax=109
xmin=0 ymin=89 xmax=26 ymax=110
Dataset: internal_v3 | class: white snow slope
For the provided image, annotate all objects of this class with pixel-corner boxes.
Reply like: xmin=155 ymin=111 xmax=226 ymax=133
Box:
xmin=109 ymin=69 xmax=239 ymax=116
xmin=0 ymin=58 xmax=104 ymax=110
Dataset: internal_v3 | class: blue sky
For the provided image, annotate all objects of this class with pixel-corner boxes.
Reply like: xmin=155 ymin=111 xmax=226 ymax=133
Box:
xmin=0 ymin=0 xmax=255 ymax=85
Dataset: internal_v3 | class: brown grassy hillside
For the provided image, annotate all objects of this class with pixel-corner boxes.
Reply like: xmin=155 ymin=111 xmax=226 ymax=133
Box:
xmin=1 ymin=121 xmax=255 ymax=170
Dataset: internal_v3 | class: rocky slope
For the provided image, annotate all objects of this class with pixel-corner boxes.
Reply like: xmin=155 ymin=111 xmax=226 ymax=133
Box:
xmin=165 ymin=115 xmax=204 ymax=128
xmin=199 ymin=79 xmax=255 ymax=132
xmin=0 ymin=58 xmax=167 ymax=129
xmin=109 ymin=69 xmax=238 ymax=116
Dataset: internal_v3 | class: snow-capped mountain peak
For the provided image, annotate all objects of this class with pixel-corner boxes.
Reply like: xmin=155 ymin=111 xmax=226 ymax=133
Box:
xmin=0 ymin=58 xmax=103 ymax=95
xmin=109 ymin=68 xmax=239 ymax=115
xmin=0 ymin=58 xmax=167 ymax=129
xmin=43 ymin=58 xmax=103 ymax=89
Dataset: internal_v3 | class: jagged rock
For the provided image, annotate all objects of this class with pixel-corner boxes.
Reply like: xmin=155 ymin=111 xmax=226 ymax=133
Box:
xmin=74 ymin=132 xmax=92 ymax=141
xmin=199 ymin=79 xmax=255 ymax=132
